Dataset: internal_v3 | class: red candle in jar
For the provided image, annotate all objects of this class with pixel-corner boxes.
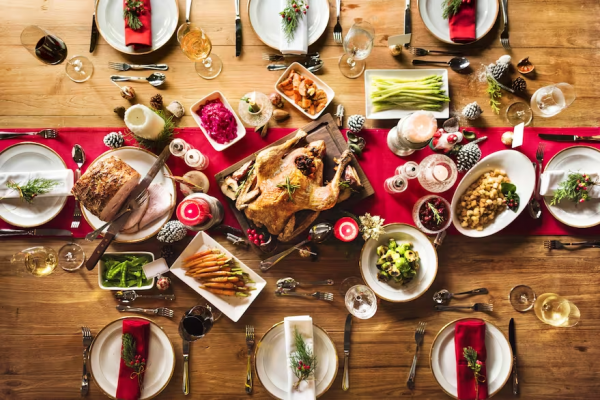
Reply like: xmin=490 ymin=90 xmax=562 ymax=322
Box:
xmin=177 ymin=198 xmax=212 ymax=226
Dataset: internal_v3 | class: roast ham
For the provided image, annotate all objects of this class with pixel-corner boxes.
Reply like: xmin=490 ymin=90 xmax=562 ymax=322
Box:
xmin=121 ymin=195 xmax=150 ymax=232
xmin=138 ymin=183 xmax=173 ymax=230
xmin=72 ymin=156 xmax=140 ymax=221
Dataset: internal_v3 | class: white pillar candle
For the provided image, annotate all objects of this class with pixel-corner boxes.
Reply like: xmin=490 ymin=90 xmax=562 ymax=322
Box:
xmin=124 ymin=104 xmax=165 ymax=140
xmin=401 ymin=111 xmax=437 ymax=144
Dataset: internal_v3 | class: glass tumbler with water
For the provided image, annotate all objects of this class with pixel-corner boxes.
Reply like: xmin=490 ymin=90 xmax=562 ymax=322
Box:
xmin=345 ymin=284 xmax=377 ymax=319
xmin=530 ymin=83 xmax=576 ymax=117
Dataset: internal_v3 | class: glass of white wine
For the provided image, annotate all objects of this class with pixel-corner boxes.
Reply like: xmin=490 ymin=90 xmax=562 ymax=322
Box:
xmin=339 ymin=21 xmax=375 ymax=79
xmin=180 ymin=24 xmax=222 ymax=80
xmin=534 ymin=293 xmax=580 ymax=327
xmin=12 ymin=246 xmax=58 ymax=277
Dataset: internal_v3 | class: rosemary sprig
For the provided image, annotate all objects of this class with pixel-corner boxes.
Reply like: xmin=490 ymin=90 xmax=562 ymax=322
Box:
xmin=235 ymin=164 xmax=256 ymax=198
xmin=463 ymin=346 xmax=486 ymax=400
xmin=280 ymin=1 xmax=308 ymax=43
xmin=442 ymin=0 xmax=464 ymax=19
xmin=123 ymin=0 xmax=145 ymax=31
xmin=427 ymin=202 xmax=444 ymax=225
xmin=4 ymin=178 xmax=59 ymax=204
xmin=289 ymin=327 xmax=317 ymax=390
xmin=338 ymin=180 xmax=359 ymax=193
xmin=550 ymin=172 xmax=597 ymax=206
xmin=121 ymin=333 xmax=146 ymax=389
xmin=127 ymin=109 xmax=177 ymax=151
xmin=486 ymin=74 xmax=502 ymax=114
xmin=277 ymin=175 xmax=301 ymax=202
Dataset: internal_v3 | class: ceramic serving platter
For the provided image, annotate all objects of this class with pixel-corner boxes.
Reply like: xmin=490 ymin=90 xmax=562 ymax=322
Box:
xmin=0 ymin=142 xmax=68 ymax=228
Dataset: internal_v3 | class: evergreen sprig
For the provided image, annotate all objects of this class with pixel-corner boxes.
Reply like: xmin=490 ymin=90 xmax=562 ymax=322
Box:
xmin=280 ymin=1 xmax=308 ymax=43
xmin=486 ymin=75 xmax=502 ymax=114
xmin=124 ymin=0 xmax=145 ymax=31
xmin=127 ymin=109 xmax=177 ymax=151
xmin=277 ymin=175 xmax=301 ymax=202
xmin=427 ymin=202 xmax=444 ymax=225
xmin=463 ymin=346 xmax=486 ymax=400
xmin=550 ymin=172 xmax=597 ymax=206
xmin=121 ymin=333 xmax=147 ymax=389
xmin=442 ymin=0 xmax=464 ymax=19
xmin=289 ymin=328 xmax=317 ymax=389
xmin=4 ymin=178 xmax=59 ymax=204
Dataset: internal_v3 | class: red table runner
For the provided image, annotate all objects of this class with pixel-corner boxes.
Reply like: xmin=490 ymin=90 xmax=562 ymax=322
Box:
xmin=1 ymin=126 xmax=599 ymax=237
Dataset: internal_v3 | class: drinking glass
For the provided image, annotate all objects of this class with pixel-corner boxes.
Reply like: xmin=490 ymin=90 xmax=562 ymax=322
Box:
xmin=21 ymin=25 xmax=67 ymax=65
xmin=509 ymin=285 xmax=536 ymax=312
xmin=505 ymin=102 xmax=533 ymax=126
xmin=533 ymin=293 xmax=580 ymax=327
xmin=179 ymin=304 xmax=218 ymax=341
xmin=58 ymin=243 xmax=85 ymax=272
xmin=417 ymin=154 xmax=458 ymax=193
xmin=344 ymin=284 xmax=377 ymax=319
xmin=180 ymin=24 xmax=222 ymax=80
xmin=530 ymin=83 xmax=576 ymax=118
xmin=12 ymin=246 xmax=58 ymax=277
xmin=339 ymin=21 xmax=375 ymax=79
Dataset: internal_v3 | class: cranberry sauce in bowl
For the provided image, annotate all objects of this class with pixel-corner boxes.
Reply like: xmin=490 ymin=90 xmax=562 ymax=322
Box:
xmin=412 ymin=195 xmax=452 ymax=235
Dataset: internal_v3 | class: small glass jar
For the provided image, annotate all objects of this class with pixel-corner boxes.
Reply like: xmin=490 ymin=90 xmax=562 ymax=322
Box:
xmin=412 ymin=195 xmax=452 ymax=235
xmin=383 ymin=174 xmax=408 ymax=194
xmin=170 ymin=138 xmax=192 ymax=158
xmin=185 ymin=149 xmax=209 ymax=170
xmin=417 ymin=154 xmax=458 ymax=193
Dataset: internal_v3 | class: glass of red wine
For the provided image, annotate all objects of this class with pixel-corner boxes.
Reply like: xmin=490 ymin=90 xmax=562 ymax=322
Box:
xmin=179 ymin=304 xmax=221 ymax=342
xmin=21 ymin=25 xmax=68 ymax=65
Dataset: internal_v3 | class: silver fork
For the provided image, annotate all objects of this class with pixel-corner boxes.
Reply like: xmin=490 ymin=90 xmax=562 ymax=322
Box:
xmin=85 ymin=189 xmax=149 ymax=241
xmin=261 ymin=52 xmax=319 ymax=61
xmin=544 ymin=240 xmax=600 ymax=250
xmin=108 ymin=62 xmax=169 ymax=71
xmin=275 ymin=290 xmax=334 ymax=301
xmin=245 ymin=325 xmax=255 ymax=394
xmin=410 ymin=47 xmax=462 ymax=56
xmin=406 ymin=322 xmax=426 ymax=390
xmin=116 ymin=305 xmax=175 ymax=318
xmin=535 ymin=143 xmax=545 ymax=200
xmin=0 ymin=129 xmax=58 ymax=139
xmin=435 ymin=303 xmax=494 ymax=312
xmin=81 ymin=326 xmax=92 ymax=396
xmin=500 ymin=0 xmax=510 ymax=49
xmin=333 ymin=0 xmax=342 ymax=44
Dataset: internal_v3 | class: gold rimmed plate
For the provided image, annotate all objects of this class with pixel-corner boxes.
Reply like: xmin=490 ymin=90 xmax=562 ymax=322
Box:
xmin=254 ymin=322 xmax=338 ymax=399
xmin=88 ymin=317 xmax=175 ymax=400
xmin=429 ymin=318 xmax=512 ymax=398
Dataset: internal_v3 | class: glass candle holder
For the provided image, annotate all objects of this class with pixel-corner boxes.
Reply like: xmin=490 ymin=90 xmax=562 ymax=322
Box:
xmin=185 ymin=149 xmax=209 ymax=170
xmin=418 ymin=154 xmax=458 ymax=193
xmin=170 ymin=138 xmax=192 ymax=158
xmin=238 ymin=92 xmax=273 ymax=127
xmin=387 ymin=111 xmax=437 ymax=157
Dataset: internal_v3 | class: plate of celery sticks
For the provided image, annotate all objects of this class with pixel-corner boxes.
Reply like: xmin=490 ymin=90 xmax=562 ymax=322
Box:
xmin=364 ymin=69 xmax=450 ymax=119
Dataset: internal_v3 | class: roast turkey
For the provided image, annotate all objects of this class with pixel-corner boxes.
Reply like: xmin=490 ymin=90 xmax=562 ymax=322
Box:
xmin=72 ymin=156 xmax=140 ymax=221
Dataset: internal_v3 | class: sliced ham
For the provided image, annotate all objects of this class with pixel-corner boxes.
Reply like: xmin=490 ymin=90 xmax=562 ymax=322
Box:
xmin=121 ymin=194 xmax=150 ymax=232
xmin=139 ymin=183 xmax=173 ymax=229
xmin=71 ymin=156 xmax=140 ymax=221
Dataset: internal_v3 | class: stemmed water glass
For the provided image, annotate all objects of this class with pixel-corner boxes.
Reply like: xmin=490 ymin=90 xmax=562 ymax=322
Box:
xmin=340 ymin=277 xmax=377 ymax=319
xmin=530 ymin=83 xmax=576 ymax=118
xmin=179 ymin=23 xmax=222 ymax=80
xmin=339 ymin=21 xmax=375 ymax=79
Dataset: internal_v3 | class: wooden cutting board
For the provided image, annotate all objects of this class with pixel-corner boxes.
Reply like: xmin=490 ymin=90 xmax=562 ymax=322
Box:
xmin=214 ymin=113 xmax=374 ymax=255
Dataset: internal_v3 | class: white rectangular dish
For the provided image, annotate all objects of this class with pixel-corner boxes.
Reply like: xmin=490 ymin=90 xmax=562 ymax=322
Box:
xmin=274 ymin=62 xmax=335 ymax=120
xmin=364 ymin=68 xmax=450 ymax=119
xmin=170 ymin=231 xmax=267 ymax=322
xmin=190 ymin=91 xmax=246 ymax=152
xmin=98 ymin=252 xmax=155 ymax=291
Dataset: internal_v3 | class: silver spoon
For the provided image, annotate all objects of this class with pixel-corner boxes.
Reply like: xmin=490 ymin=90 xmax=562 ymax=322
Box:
xmin=177 ymin=0 xmax=193 ymax=42
xmin=110 ymin=72 xmax=166 ymax=87
xmin=114 ymin=290 xmax=175 ymax=303
xmin=433 ymin=288 xmax=488 ymax=304
xmin=412 ymin=57 xmax=471 ymax=73
xmin=276 ymin=277 xmax=334 ymax=290
xmin=72 ymin=144 xmax=85 ymax=173
xmin=528 ymin=162 xmax=542 ymax=219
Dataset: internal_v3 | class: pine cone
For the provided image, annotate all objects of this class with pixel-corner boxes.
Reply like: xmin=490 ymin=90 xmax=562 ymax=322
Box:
xmin=462 ymin=102 xmax=482 ymax=120
xmin=489 ymin=63 xmax=508 ymax=81
xmin=114 ymin=106 xmax=126 ymax=119
xmin=103 ymin=131 xmax=124 ymax=149
xmin=160 ymin=245 xmax=175 ymax=261
xmin=150 ymin=94 xmax=163 ymax=110
xmin=456 ymin=137 xmax=487 ymax=172
xmin=157 ymin=221 xmax=187 ymax=243
xmin=348 ymin=115 xmax=366 ymax=133
xmin=512 ymin=77 xmax=527 ymax=92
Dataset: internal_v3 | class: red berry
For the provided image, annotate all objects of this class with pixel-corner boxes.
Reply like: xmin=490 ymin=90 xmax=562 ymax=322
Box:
xmin=292 ymin=3 xmax=297 ymax=7
xmin=306 ymin=5 xmax=309 ymax=9
xmin=303 ymin=10 xmax=306 ymax=14
xmin=258 ymin=234 xmax=264 ymax=240
xmin=246 ymin=228 xmax=251 ymax=233
xmin=253 ymin=239 xmax=260 ymax=245
xmin=142 ymin=358 xmax=145 ymax=362
xmin=299 ymin=361 xmax=303 ymax=365
xmin=130 ymin=361 xmax=134 ymax=365
xmin=298 ymin=366 xmax=302 ymax=370
xmin=251 ymin=229 xmax=256 ymax=234
xmin=288 ymin=17 xmax=291 ymax=21
xmin=296 ymin=8 xmax=300 ymax=12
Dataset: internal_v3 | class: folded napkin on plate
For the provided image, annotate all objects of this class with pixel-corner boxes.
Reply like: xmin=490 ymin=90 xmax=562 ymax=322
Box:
xmin=284 ymin=316 xmax=316 ymax=400
xmin=540 ymin=171 xmax=600 ymax=198
xmin=279 ymin=0 xmax=308 ymax=55
xmin=449 ymin=0 xmax=477 ymax=43
xmin=0 ymin=170 xmax=73 ymax=199
xmin=116 ymin=319 xmax=150 ymax=400
xmin=455 ymin=319 xmax=488 ymax=400
xmin=124 ymin=0 xmax=152 ymax=48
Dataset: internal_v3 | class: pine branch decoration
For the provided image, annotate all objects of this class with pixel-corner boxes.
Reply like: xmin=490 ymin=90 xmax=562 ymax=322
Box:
xmin=123 ymin=0 xmax=145 ymax=31
xmin=486 ymin=75 xmax=502 ymax=114
xmin=280 ymin=1 xmax=309 ymax=43
xmin=4 ymin=178 xmax=59 ymax=204
xmin=550 ymin=172 xmax=597 ymax=205
xmin=288 ymin=328 xmax=317 ymax=390
xmin=442 ymin=0 xmax=464 ymax=19
xmin=121 ymin=333 xmax=147 ymax=390
xmin=463 ymin=346 xmax=486 ymax=400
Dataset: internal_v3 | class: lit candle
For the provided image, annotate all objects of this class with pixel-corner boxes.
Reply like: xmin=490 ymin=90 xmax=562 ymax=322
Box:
xmin=177 ymin=198 xmax=212 ymax=227
xmin=401 ymin=111 xmax=437 ymax=144
xmin=433 ymin=164 xmax=449 ymax=181
xmin=124 ymin=104 xmax=165 ymax=140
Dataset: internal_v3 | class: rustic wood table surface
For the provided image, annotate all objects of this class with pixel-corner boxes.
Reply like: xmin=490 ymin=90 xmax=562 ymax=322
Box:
xmin=1 ymin=0 xmax=599 ymax=399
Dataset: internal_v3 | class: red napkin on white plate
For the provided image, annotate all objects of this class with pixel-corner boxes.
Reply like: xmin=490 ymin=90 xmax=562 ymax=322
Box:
xmin=449 ymin=0 xmax=477 ymax=43
xmin=124 ymin=0 xmax=152 ymax=48
xmin=116 ymin=319 xmax=150 ymax=400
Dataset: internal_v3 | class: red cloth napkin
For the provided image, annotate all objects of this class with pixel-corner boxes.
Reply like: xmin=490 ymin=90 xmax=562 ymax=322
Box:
xmin=449 ymin=0 xmax=477 ymax=43
xmin=455 ymin=319 xmax=488 ymax=400
xmin=124 ymin=0 xmax=152 ymax=48
xmin=116 ymin=319 xmax=150 ymax=400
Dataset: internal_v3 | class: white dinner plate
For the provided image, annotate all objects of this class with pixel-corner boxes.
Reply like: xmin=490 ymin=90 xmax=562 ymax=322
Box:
xmin=170 ymin=231 xmax=267 ymax=322
xmin=255 ymin=322 xmax=338 ymax=399
xmin=360 ymin=223 xmax=438 ymax=303
xmin=364 ymin=69 xmax=450 ymax=119
xmin=81 ymin=147 xmax=175 ymax=243
xmin=248 ymin=0 xmax=329 ymax=50
xmin=451 ymin=150 xmax=535 ymax=237
xmin=418 ymin=0 xmax=499 ymax=44
xmin=430 ymin=318 xmax=512 ymax=398
xmin=96 ymin=0 xmax=179 ymax=55
xmin=0 ymin=142 xmax=68 ymax=228
xmin=543 ymin=146 xmax=600 ymax=228
xmin=89 ymin=317 xmax=175 ymax=400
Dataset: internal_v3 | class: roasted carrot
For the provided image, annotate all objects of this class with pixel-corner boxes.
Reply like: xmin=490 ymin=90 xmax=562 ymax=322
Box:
xmin=193 ymin=271 xmax=243 ymax=279
xmin=187 ymin=266 xmax=229 ymax=274
xmin=183 ymin=249 xmax=220 ymax=263
xmin=184 ymin=253 xmax=228 ymax=265
xmin=199 ymin=286 xmax=249 ymax=297
xmin=202 ymin=282 xmax=237 ymax=289
xmin=185 ymin=259 xmax=230 ymax=269
xmin=201 ymin=277 xmax=240 ymax=283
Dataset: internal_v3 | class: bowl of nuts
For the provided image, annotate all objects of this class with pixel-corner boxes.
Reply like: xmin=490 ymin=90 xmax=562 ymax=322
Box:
xmin=450 ymin=150 xmax=535 ymax=237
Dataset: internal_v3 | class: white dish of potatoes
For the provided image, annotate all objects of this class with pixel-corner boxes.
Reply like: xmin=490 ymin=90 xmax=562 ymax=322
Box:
xmin=451 ymin=150 xmax=535 ymax=238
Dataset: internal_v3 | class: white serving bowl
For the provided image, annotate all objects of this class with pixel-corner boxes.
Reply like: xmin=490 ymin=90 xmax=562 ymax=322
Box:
xmin=451 ymin=150 xmax=535 ymax=237
xmin=98 ymin=252 xmax=155 ymax=291
xmin=360 ymin=223 xmax=438 ymax=302
xmin=190 ymin=91 xmax=246 ymax=151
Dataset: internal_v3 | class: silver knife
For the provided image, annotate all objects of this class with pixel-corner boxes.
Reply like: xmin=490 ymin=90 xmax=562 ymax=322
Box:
xmin=85 ymin=145 xmax=171 ymax=271
xmin=509 ymin=318 xmax=518 ymax=395
xmin=183 ymin=339 xmax=190 ymax=395
xmin=90 ymin=0 xmax=99 ymax=52
xmin=538 ymin=133 xmax=600 ymax=142
xmin=235 ymin=0 xmax=242 ymax=57
xmin=404 ymin=0 xmax=412 ymax=48
xmin=0 ymin=229 xmax=73 ymax=237
xmin=342 ymin=314 xmax=352 ymax=391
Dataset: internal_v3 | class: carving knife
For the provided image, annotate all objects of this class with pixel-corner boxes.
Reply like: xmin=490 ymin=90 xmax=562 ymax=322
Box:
xmin=342 ymin=314 xmax=352 ymax=391
xmin=404 ymin=0 xmax=412 ymax=48
xmin=538 ymin=133 xmax=600 ymax=142
xmin=90 ymin=0 xmax=99 ymax=52
xmin=85 ymin=145 xmax=171 ymax=270
xmin=183 ymin=339 xmax=190 ymax=395
xmin=235 ymin=0 xmax=242 ymax=57
xmin=509 ymin=318 xmax=518 ymax=395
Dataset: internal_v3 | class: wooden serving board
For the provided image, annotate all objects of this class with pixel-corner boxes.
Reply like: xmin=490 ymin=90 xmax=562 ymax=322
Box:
xmin=215 ymin=113 xmax=374 ymax=255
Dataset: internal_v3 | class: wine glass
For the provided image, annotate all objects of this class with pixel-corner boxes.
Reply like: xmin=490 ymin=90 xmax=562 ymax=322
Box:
xmin=533 ymin=293 xmax=580 ymax=327
xmin=21 ymin=25 xmax=67 ymax=65
xmin=505 ymin=102 xmax=533 ymax=126
xmin=65 ymin=55 xmax=94 ymax=83
xmin=339 ymin=21 xmax=375 ymax=79
xmin=12 ymin=246 xmax=58 ymax=277
xmin=344 ymin=284 xmax=377 ymax=319
xmin=179 ymin=23 xmax=222 ymax=80
xmin=530 ymin=83 xmax=576 ymax=117
xmin=58 ymin=243 xmax=85 ymax=272
xmin=509 ymin=285 xmax=536 ymax=312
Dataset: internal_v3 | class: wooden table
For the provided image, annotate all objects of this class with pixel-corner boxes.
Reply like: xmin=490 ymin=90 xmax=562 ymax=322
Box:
xmin=1 ymin=0 xmax=599 ymax=399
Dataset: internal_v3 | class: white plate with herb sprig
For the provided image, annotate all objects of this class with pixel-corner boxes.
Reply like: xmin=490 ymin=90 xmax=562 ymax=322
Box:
xmin=248 ymin=0 xmax=329 ymax=49
xmin=543 ymin=146 xmax=600 ymax=228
